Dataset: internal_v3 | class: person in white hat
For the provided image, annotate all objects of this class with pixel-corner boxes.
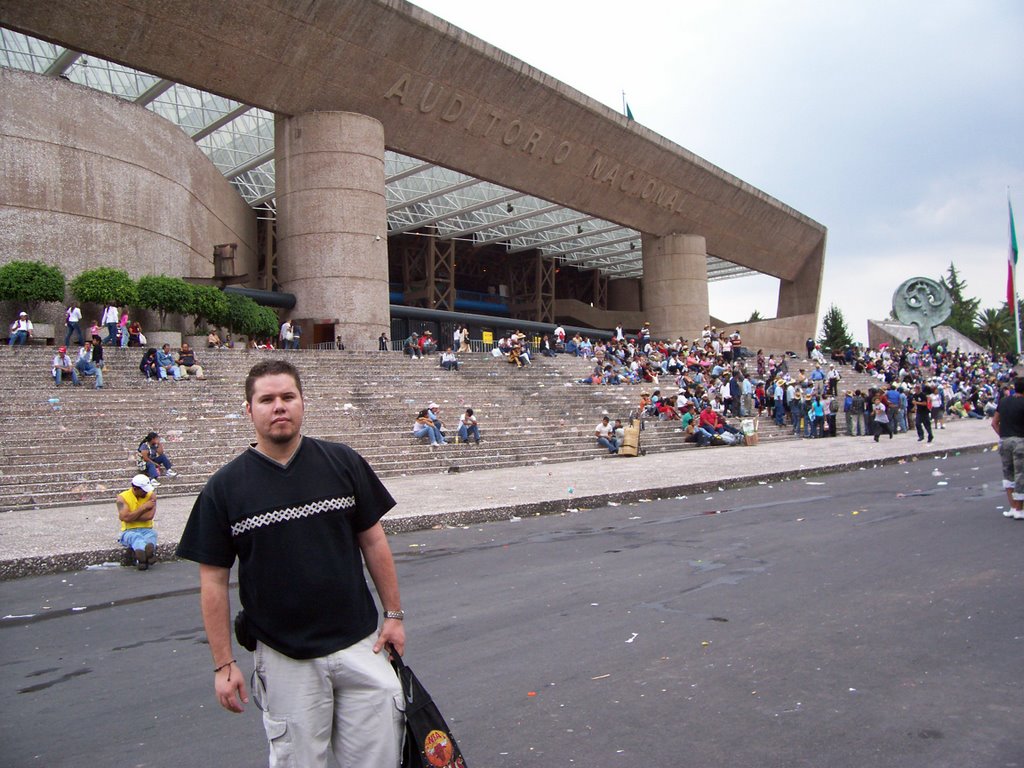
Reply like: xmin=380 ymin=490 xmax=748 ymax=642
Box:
xmin=8 ymin=311 xmax=33 ymax=346
xmin=116 ymin=474 xmax=158 ymax=570
xmin=426 ymin=401 xmax=444 ymax=433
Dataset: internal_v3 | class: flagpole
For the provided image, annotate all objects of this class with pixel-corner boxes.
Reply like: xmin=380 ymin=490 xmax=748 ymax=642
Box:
xmin=622 ymin=90 xmax=626 ymax=117
xmin=1010 ymin=190 xmax=1021 ymax=357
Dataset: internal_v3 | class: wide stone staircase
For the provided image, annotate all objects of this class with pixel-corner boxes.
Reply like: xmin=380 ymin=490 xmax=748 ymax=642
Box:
xmin=0 ymin=345 xmax=807 ymax=510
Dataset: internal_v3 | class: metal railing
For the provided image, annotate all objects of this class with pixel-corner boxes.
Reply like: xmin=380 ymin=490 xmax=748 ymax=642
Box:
xmin=310 ymin=339 xmax=498 ymax=354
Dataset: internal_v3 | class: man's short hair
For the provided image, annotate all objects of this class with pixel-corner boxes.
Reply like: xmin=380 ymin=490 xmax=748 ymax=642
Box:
xmin=245 ymin=359 xmax=303 ymax=404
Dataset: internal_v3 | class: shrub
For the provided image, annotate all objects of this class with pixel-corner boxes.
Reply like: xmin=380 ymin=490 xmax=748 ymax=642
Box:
xmin=70 ymin=268 xmax=138 ymax=307
xmin=225 ymin=293 xmax=279 ymax=339
xmin=252 ymin=304 xmax=280 ymax=339
xmin=0 ymin=260 xmax=65 ymax=311
xmin=186 ymin=284 xmax=231 ymax=330
xmin=137 ymin=275 xmax=193 ymax=329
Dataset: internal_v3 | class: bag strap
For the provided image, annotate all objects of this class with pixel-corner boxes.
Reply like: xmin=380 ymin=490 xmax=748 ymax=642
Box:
xmin=386 ymin=643 xmax=408 ymax=674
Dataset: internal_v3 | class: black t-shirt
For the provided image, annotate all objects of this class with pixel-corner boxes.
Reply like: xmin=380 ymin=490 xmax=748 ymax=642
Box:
xmin=176 ymin=437 xmax=396 ymax=660
xmin=996 ymin=394 xmax=1024 ymax=439
xmin=912 ymin=391 xmax=931 ymax=415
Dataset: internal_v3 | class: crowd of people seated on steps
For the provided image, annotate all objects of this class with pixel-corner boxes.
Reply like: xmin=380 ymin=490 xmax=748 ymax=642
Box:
xmin=573 ymin=324 xmax=1013 ymax=454
xmin=490 ymin=332 xmax=532 ymax=368
xmin=403 ymin=329 xmax=438 ymax=358
xmin=410 ymin=401 xmax=483 ymax=447
xmin=139 ymin=343 xmax=207 ymax=381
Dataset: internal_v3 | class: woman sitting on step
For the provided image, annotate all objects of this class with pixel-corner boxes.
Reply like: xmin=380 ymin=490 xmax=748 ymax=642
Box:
xmin=412 ymin=409 xmax=446 ymax=447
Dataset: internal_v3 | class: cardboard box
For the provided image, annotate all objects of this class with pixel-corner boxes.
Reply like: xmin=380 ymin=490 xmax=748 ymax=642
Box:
xmin=619 ymin=424 xmax=641 ymax=457
xmin=743 ymin=433 xmax=759 ymax=446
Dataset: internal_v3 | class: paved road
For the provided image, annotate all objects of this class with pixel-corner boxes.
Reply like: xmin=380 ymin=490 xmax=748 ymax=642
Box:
xmin=1 ymin=451 xmax=1020 ymax=767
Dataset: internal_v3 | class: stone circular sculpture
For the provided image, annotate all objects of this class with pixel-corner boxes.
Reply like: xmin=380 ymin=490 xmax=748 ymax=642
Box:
xmin=892 ymin=277 xmax=951 ymax=345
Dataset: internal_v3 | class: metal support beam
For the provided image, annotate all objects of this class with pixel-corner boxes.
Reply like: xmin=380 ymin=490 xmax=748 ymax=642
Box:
xmin=469 ymin=208 xmax=589 ymax=245
xmin=538 ymin=255 xmax=556 ymax=323
xmin=386 ymin=176 xmax=481 ymax=212
xmin=507 ymin=222 xmax=624 ymax=254
xmin=43 ymin=48 xmax=80 ymax=76
xmin=386 ymin=160 xmax=436 ymax=184
xmin=401 ymin=236 xmax=455 ymax=311
xmin=388 ymin=190 xmax=523 ymax=236
xmin=134 ymin=78 xmax=174 ymax=107
xmin=224 ymin=148 xmax=274 ymax=180
xmin=556 ymin=234 xmax=638 ymax=260
xmin=191 ymin=102 xmax=253 ymax=141
xmin=593 ymin=270 xmax=608 ymax=310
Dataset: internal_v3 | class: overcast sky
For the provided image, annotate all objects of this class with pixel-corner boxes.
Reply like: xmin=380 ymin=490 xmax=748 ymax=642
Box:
xmin=412 ymin=0 xmax=1024 ymax=343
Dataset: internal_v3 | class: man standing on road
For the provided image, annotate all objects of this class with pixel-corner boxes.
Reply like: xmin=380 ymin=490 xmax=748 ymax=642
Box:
xmin=912 ymin=384 xmax=934 ymax=443
xmin=176 ymin=360 xmax=405 ymax=767
xmin=993 ymin=376 xmax=1024 ymax=520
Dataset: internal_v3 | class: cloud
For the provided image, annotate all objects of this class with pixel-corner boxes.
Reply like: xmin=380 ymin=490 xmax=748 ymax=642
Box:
xmin=414 ymin=0 xmax=1024 ymax=344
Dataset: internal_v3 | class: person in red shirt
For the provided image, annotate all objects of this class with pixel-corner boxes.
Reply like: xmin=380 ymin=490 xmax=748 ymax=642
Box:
xmin=698 ymin=403 xmax=742 ymax=443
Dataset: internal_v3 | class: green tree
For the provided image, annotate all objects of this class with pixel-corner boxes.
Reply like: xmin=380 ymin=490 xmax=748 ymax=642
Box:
xmin=252 ymin=305 xmax=280 ymax=339
xmin=224 ymin=293 xmax=279 ymax=339
xmin=70 ymin=268 xmax=138 ymax=307
xmin=818 ymin=303 xmax=854 ymax=350
xmin=185 ymin=284 xmax=230 ymax=330
xmin=0 ymin=260 xmax=65 ymax=312
xmin=747 ymin=309 xmax=763 ymax=322
xmin=940 ymin=263 xmax=981 ymax=340
xmin=975 ymin=306 xmax=1013 ymax=353
xmin=137 ymin=275 xmax=193 ymax=329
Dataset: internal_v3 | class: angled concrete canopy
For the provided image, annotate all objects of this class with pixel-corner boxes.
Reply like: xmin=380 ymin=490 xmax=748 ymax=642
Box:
xmin=1 ymin=0 xmax=826 ymax=347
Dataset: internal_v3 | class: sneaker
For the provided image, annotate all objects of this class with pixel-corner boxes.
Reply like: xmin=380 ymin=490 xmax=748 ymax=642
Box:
xmin=1015 ymin=511 xmax=1024 ymax=521
xmin=1002 ymin=509 xmax=1015 ymax=518
xmin=144 ymin=543 xmax=156 ymax=564
xmin=134 ymin=549 xmax=148 ymax=571
xmin=166 ymin=469 xmax=178 ymax=477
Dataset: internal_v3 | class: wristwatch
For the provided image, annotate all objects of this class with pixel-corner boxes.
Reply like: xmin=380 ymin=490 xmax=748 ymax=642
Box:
xmin=383 ymin=610 xmax=405 ymax=621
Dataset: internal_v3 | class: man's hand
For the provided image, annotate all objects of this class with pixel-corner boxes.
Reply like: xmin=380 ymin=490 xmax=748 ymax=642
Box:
xmin=375 ymin=618 xmax=405 ymax=658
xmin=214 ymin=661 xmax=249 ymax=713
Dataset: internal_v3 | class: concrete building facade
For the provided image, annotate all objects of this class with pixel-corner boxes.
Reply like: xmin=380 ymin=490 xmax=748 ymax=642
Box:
xmin=0 ymin=66 xmax=256 ymax=287
xmin=0 ymin=0 xmax=826 ymax=350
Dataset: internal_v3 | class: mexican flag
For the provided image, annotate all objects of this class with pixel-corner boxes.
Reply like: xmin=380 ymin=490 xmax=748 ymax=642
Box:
xmin=1010 ymin=197 xmax=1019 ymax=309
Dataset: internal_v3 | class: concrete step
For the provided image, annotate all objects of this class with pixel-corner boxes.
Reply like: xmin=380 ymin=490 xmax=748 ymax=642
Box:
xmin=0 ymin=345 xmax=802 ymax=510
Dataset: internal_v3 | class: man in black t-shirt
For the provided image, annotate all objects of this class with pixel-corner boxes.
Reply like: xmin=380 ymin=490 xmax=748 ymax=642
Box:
xmin=993 ymin=376 xmax=1024 ymax=520
xmin=176 ymin=360 xmax=405 ymax=767
xmin=912 ymin=384 xmax=933 ymax=443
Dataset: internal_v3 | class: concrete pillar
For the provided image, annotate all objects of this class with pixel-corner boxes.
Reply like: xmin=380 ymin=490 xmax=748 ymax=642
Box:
xmin=641 ymin=233 xmax=709 ymax=341
xmin=775 ymin=235 xmax=826 ymax=348
xmin=777 ymin=235 xmax=825 ymax=318
xmin=275 ymin=112 xmax=389 ymax=351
